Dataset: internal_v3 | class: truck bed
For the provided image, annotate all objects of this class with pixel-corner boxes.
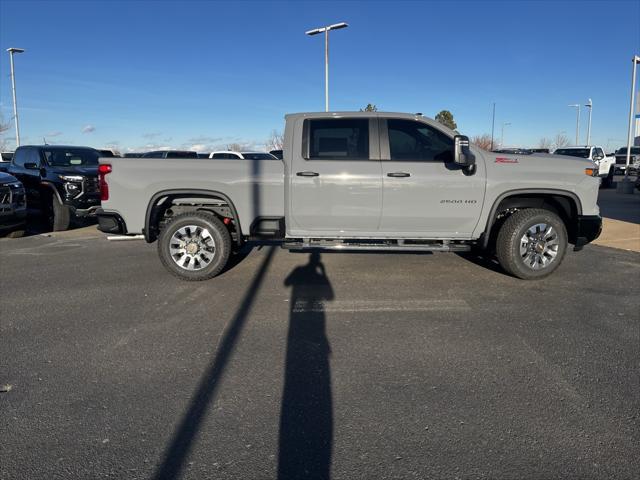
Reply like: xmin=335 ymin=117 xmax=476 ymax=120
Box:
xmin=100 ymin=157 xmax=284 ymax=235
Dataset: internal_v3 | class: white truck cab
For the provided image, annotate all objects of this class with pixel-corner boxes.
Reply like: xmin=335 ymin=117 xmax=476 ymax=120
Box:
xmin=553 ymin=146 xmax=615 ymax=187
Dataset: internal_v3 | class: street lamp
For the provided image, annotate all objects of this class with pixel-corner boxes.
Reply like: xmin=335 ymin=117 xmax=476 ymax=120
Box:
xmin=620 ymin=54 xmax=640 ymax=193
xmin=585 ymin=98 xmax=593 ymax=145
xmin=568 ymin=104 xmax=581 ymax=145
xmin=500 ymin=122 xmax=511 ymax=147
xmin=6 ymin=47 xmax=25 ymax=147
xmin=305 ymin=22 xmax=348 ymax=112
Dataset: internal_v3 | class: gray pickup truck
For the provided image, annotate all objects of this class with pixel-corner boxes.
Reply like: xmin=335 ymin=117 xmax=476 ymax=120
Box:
xmin=96 ymin=112 xmax=602 ymax=280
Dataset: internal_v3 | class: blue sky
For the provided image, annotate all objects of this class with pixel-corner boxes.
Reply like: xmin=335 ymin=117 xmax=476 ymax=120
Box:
xmin=0 ymin=0 xmax=638 ymax=152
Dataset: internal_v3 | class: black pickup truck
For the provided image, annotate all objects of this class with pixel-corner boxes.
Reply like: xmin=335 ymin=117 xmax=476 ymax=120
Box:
xmin=7 ymin=145 xmax=101 ymax=230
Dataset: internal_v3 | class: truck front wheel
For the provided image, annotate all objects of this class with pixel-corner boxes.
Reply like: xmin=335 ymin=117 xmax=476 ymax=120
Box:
xmin=495 ymin=208 xmax=568 ymax=280
xmin=158 ymin=211 xmax=231 ymax=281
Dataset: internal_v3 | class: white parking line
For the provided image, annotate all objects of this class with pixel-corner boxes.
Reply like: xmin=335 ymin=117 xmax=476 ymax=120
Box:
xmin=292 ymin=299 xmax=470 ymax=313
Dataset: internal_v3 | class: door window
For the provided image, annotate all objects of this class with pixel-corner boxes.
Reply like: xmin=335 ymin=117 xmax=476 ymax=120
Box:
xmin=12 ymin=148 xmax=28 ymax=167
xmin=305 ymin=119 xmax=369 ymax=160
xmin=387 ymin=119 xmax=453 ymax=162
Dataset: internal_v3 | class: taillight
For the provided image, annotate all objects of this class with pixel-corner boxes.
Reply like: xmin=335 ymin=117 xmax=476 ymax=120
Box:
xmin=98 ymin=164 xmax=112 ymax=201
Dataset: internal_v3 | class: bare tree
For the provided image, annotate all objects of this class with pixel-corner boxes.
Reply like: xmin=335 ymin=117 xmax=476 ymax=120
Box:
xmin=266 ymin=130 xmax=284 ymax=151
xmin=227 ymin=142 xmax=250 ymax=152
xmin=538 ymin=137 xmax=552 ymax=149
xmin=552 ymin=133 xmax=570 ymax=151
xmin=0 ymin=114 xmax=12 ymax=151
xmin=471 ymin=134 xmax=493 ymax=151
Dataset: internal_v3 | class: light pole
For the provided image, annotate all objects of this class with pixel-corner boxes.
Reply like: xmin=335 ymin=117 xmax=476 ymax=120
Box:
xmin=620 ymin=54 xmax=640 ymax=193
xmin=568 ymin=104 xmax=580 ymax=145
xmin=490 ymin=102 xmax=496 ymax=150
xmin=6 ymin=47 xmax=25 ymax=147
xmin=305 ymin=22 xmax=348 ymax=112
xmin=585 ymin=98 xmax=592 ymax=145
xmin=500 ymin=122 xmax=511 ymax=148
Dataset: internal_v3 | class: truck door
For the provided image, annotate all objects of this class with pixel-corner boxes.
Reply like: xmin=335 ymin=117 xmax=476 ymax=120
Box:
xmin=378 ymin=118 xmax=485 ymax=237
xmin=288 ymin=117 xmax=382 ymax=236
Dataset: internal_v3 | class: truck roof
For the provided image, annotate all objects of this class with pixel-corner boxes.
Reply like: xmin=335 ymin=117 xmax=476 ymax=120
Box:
xmin=284 ymin=111 xmax=457 ymax=135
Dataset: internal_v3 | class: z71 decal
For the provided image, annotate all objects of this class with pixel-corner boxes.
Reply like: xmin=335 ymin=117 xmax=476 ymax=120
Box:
xmin=495 ymin=157 xmax=519 ymax=164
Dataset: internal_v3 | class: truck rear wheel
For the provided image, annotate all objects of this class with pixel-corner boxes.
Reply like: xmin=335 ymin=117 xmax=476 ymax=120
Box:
xmin=158 ymin=211 xmax=231 ymax=281
xmin=495 ymin=208 xmax=568 ymax=280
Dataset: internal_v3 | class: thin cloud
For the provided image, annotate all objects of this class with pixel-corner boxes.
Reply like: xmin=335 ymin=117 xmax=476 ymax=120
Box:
xmin=46 ymin=131 xmax=63 ymax=137
xmin=142 ymin=131 xmax=162 ymax=139
xmin=82 ymin=125 xmax=95 ymax=134
xmin=187 ymin=135 xmax=224 ymax=144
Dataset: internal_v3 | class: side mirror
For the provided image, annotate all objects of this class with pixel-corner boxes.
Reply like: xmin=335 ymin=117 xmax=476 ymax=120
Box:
xmin=24 ymin=162 xmax=39 ymax=170
xmin=453 ymin=135 xmax=475 ymax=169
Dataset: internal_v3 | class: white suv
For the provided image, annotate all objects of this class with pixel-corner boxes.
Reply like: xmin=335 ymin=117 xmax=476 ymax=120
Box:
xmin=553 ymin=146 xmax=615 ymax=187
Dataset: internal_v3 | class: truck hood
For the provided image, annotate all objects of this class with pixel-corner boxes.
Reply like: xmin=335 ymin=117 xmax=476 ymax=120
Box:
xmin=49 ymin=165 xmax=99 ymax=177
xmin=0 ymin=171 xmax=20 ymax=185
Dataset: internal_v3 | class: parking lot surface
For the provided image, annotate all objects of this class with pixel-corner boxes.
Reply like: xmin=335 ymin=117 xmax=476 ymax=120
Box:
xmin=1 ymin=225 xmax=639 ymax=479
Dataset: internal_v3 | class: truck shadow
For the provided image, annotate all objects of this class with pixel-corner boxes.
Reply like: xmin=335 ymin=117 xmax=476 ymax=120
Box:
xmin=278 ymin=252 xmax=334 ymax=480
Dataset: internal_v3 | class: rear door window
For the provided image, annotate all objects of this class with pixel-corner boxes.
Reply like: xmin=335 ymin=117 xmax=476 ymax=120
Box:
xmin=305 ymin=119 xmax=369 ymax=160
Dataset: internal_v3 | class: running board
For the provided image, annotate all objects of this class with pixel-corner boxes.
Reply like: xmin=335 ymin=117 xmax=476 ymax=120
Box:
xmin=282 ymin=239 xmax=471 ymax=253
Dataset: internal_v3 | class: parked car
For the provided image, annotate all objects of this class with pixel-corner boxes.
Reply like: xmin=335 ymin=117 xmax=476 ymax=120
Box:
xmin=553 ymin=146 xmax=615 ymax=187
xmin=270 ymin=149 xmax=284 ymax=159
xmin=197 ymin=153 xmax=211 ymax=159
xmin=97 ymin=149 xmax=120 ymax=157
xmin=0 ymin=172 xmax=27 ymax=237
xmin=0 ymin=152 xmax=13 ymax=172
xmin=529 ymin=148 xmax=550 ymax=154
xmin=124 ymin=153 xmax=143 ymax=158
xmin=209 ymin=151 xmax=278 ymax=160
xmin=140 ymin=150 xmax=199 ymax=159
xmin=615 ymin=146 xmax=640 ymax=174
xmin=97 ymin=111 xmax=601 ymax=281
xmin=7 ymin=145 xmax=101 ymax=231
xmin=492 ymin=148 xmax=531 ymax=155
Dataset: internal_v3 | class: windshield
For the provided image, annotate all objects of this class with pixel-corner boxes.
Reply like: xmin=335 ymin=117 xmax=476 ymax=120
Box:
xmin=241 ymin=153 xmax=277 ymax=160
xmin=554 ymin=148 xmax=590 ymax=158
xmin=616 ymin=147 xmax=640 ymax=155
xmin=44 ymin=148 xmax=99 ymax=166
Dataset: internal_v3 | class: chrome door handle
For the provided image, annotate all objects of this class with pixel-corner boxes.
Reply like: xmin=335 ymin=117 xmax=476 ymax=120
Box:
xmin=297 ymin=171 xmax=319 ymax=177
xmin=387 ymin=172 xmax=411 ymax=178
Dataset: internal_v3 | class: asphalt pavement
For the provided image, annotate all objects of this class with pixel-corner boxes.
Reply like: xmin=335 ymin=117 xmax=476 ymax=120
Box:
xmin=1 ymin=228 xmax=638 ymax=480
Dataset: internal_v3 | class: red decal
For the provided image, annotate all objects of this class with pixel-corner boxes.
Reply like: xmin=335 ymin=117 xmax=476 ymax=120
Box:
xmin=495 ymin=157 xmax=518 ymax=163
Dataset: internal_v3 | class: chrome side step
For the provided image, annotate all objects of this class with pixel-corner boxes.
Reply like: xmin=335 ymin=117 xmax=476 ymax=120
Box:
xmin=282 ymin=239 xmax=471 ymax=253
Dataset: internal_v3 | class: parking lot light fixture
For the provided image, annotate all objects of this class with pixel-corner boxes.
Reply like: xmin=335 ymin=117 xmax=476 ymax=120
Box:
xmin=6 ymin=47 xmax=25 ymax=147
xmin=568 ymin=104 xmax=581 ymax=145
xmin=305 ymin=22 xmax=349 ymax=112
xmin=500 ymin=122 xmax=511 ymax=148
xmin=622 ymin=55 xmax=640 ymax=189
xmin=585 ymin=99 xmax=593 ymax=145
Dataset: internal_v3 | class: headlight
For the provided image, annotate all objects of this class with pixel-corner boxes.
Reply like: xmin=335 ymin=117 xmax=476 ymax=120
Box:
xmin=59 ymin=175 xmax=84 ymax=182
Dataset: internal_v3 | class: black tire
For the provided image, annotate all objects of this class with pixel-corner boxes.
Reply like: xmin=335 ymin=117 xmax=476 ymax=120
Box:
xmin=157 ymin=211 xmax=231 ymax=281
xmin=601 ymin=167 xmax=614 ymax=188
xmin=496 ymin=208 xmax=568 ymax=280
xmin=51 ymin=195 xmax=71 ymax=231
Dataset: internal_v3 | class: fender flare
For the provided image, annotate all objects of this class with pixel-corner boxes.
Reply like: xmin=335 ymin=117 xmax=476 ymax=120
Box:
xmin=144 ymin=188 xmax=243 ymax=245
xmin=40 ymin=181 xmax=63 ymax=204
xmin=480 ymin=188 xmax=583 ymax=248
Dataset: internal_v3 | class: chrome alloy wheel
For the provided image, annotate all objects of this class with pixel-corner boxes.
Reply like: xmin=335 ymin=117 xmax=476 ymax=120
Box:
xmin=519 ymin=223 xmax=560 ymax=270
xmin=169 ymin=225 xmax=216 ymax=271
